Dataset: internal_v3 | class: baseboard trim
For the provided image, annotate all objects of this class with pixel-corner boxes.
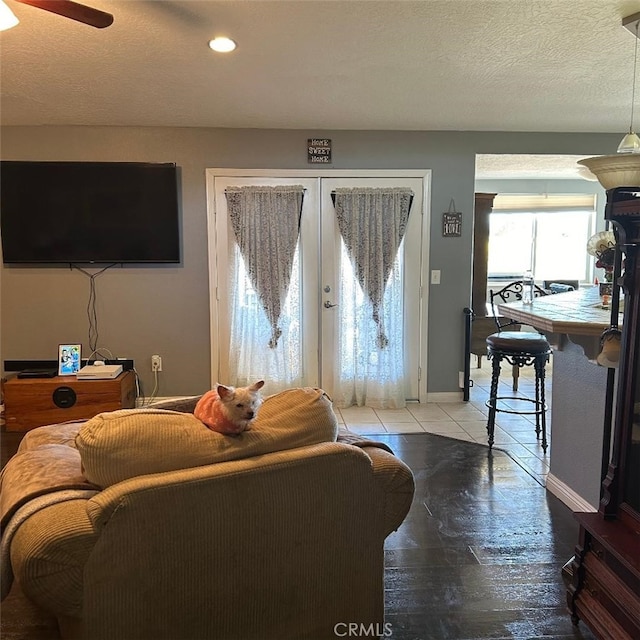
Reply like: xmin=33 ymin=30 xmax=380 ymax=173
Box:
xmin=546 ymin=473 xmax=597 ymax=512
xmin=141 ymin=393 xmax=465 ymax=406
xmin=425 ymin=391 xmax=463 ymax=403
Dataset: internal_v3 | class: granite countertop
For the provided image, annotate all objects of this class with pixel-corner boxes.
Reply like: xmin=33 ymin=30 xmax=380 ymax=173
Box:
xmin=497 ymin=286 xmax=621 ymax=337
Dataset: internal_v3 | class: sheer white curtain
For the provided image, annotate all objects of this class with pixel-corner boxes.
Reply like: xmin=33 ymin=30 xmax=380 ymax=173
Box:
xmin=333 ymin=187 xmax=413 ymax=409
xmin=225 ymin=185 xmax=305 ymax=392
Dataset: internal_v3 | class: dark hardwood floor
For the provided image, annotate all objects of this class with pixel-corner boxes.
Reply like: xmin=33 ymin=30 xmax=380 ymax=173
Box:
xmin=380 ymin=432 xmax=595 ymax=640
xmin=0 ymin=429 xmax=595 ymax=639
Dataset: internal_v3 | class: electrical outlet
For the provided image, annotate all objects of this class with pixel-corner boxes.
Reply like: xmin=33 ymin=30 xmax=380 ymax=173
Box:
xmin=459 ymin=371 xmax=465 ymax=388
xmin=151 ymin=354 xmax=162 ymax=372
xmin=431 ymin=269 xmax=441 ymax=285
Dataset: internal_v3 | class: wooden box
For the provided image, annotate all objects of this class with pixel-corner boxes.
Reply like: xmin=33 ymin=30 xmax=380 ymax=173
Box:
xmin=3 ymin=370 xmax=136 ymax=432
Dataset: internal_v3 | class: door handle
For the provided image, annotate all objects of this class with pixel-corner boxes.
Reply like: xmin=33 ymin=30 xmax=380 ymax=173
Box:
xmin=324 ymin=300 xmax=338 ymax=309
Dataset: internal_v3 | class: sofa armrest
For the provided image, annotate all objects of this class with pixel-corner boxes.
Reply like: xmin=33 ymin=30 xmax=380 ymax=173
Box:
xmin=359 ymin=446 xmax=414 ymax=537
xmin=10 ymin=499 xmax=98 ymax=618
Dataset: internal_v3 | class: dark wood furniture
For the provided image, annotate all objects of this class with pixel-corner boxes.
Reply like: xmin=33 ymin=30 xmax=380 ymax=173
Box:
xmin=3 ymin=370 xmax=136 ymax=431
xmin=566 ymin=188 xmax=640 ymax=639
xmin=472 ymin=192 xmax=497 ymax=318
xmin=468 ymin=194 xmax=498 ymax=370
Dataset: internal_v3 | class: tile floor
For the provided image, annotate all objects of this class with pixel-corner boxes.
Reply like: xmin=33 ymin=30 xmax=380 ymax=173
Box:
xmin=338 ymin=357 xmax=552 ymax=487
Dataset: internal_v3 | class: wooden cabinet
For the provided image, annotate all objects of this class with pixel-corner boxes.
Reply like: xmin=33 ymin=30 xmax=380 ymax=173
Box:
xmin=472 ymin=192 xmax=497 ymax=317
xmin=569 ymin=513 xmax=640 ymax=638
xmin=3 ymin=370 xmax=136 ymax=431
xmin=467 ymin=193 xmax=499 ymax=373
xmin=566 ymin=188 xmax=640 ymax=639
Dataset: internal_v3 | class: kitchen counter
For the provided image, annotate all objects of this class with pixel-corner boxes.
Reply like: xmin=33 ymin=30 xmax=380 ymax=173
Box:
xmin=496 ymin=286 xmax=620 ymax=338
xmin=497 ymin=286 xmax=618 ymax=511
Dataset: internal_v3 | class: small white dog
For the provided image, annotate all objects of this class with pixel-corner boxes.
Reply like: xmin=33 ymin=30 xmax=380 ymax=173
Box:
xmin=194 ymin=380 xmax=265 ymax=435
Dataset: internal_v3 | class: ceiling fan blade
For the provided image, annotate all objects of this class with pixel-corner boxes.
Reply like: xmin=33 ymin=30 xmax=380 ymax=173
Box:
xmin=14 ymin=0 xmax=113 ymax=28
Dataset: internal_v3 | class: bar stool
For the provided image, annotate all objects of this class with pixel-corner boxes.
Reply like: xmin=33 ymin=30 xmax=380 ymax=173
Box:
xmin=485 ymin=280 xmax=552 ymax=452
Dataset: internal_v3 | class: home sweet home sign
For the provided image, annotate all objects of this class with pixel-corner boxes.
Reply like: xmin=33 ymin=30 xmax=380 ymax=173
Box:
xmin=307 ymin=139 xmax=332 ymax=164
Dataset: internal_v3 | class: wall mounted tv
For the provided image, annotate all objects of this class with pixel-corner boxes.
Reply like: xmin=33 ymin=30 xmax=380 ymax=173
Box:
xmin=0 ymin=161 xmax=181 ymax=264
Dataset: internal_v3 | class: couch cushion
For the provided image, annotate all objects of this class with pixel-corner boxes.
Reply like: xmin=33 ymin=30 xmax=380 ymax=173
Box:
xmin=76 ymin=387 xmax=338 ymax=487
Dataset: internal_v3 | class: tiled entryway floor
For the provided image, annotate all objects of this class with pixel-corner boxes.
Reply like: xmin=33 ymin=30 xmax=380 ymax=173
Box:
xmin=338 ymin=357 xmax=552 ymax=487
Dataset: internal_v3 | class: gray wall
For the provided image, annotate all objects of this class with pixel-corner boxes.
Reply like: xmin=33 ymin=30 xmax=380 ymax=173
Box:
xmin=0 ymin=126 xmax=621 ymax=396
xmin=549 ymin=338 xmax=608 ymax=509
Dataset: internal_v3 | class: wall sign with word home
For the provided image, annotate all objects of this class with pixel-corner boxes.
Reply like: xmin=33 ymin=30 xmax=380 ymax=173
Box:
xmin=308 ymin=139 xmax=332 ymax=164
xmin=442 ymin=199 xmax=462 ymax=237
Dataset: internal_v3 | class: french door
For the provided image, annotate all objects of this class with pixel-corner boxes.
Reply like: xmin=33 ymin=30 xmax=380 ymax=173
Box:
xmin=207 ymin=170 xmax=430 ymax=407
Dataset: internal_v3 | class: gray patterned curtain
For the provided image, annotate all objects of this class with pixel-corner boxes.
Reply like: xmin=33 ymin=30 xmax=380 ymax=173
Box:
xmin=333 ymin=187 xmax=413 ymax=348
xmin=225 ymin=185 xmax=305 ymax=348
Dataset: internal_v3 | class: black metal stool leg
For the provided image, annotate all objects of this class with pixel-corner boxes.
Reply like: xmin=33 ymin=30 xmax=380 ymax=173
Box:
xmin=487 ymin=353 xmax=501 ymax=450
xmin=534 ymin=358 xmax=542 ymax=441
xmin=535 ymin=355 xmax=548 ymax=453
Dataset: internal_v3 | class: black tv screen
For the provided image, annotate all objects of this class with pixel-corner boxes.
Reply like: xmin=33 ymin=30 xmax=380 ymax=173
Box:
xmin=0 ymin=161 xmax=181 ymax=264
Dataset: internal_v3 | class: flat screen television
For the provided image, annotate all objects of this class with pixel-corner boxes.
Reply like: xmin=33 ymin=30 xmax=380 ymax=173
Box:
xmin=0 ymin=161 xmax=181 ymax=264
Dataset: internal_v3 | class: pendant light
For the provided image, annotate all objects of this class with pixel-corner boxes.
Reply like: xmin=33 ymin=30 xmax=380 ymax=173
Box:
xmin=618 ymin=16 xmax=640 ymax=153
xmin=578 ymin=14 xmax=640 ymax=186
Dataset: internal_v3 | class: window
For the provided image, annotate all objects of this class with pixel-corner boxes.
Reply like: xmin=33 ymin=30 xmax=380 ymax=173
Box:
xmin=487 ymin=194 xmax=596 ymax=283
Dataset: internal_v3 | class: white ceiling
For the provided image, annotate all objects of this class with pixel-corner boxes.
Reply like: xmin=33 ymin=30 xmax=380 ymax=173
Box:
xmin=1 ymin=0 xmax=640 ymax=135
xmin=474 ymin=154 xmax=598 ymax=180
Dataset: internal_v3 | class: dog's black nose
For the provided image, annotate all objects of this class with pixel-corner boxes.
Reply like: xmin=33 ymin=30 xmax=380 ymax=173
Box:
xmin=247 ymin=411 xmax=254 ymax=419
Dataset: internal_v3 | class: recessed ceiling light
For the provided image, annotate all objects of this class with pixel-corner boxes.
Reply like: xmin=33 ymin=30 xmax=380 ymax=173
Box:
xmin=209 ymin=37 xmax=237 ymax=53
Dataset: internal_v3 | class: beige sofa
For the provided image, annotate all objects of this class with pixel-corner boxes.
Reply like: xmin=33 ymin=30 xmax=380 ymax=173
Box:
xmin=1 ymin=388 xmax=414 ymax=640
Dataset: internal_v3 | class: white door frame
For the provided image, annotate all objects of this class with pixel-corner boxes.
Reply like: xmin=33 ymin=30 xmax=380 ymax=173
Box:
xmin=205 ymin=168 xmax=432 ymax=402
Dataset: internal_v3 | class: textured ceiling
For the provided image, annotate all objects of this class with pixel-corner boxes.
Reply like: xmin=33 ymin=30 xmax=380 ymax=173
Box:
xmin=474 ymin=154 xmax=598 ymax=180
xmin=1 ymin=0 xmax=640 ymax=134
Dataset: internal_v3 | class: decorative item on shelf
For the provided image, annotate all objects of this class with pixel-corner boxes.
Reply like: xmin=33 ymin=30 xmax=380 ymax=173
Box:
xmin=596 ymin=327 xmax=622 ymax=368
xmin=599 ymin=283 xmax=614 ymax=299
xmin=587 ymin=230 xmax=617 ymax=294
